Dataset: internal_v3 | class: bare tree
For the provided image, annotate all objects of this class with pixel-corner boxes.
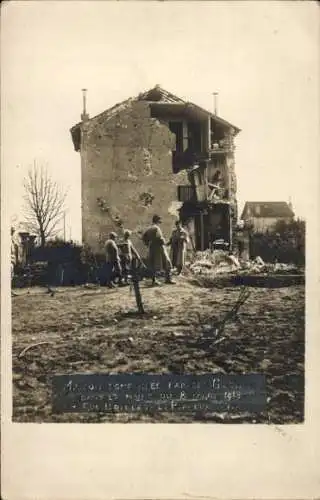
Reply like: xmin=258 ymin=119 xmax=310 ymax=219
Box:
xmin=23 ymin=162 xmax=67 ymax=247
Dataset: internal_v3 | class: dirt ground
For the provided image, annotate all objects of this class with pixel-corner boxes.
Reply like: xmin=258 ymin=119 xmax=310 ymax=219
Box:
xmin=12 ymin=276 xmax=304 ymax=423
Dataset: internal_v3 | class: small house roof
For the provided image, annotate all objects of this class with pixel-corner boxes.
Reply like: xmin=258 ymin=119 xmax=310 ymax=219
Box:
xmin=241 ymin=201 xmax=295 ymax=220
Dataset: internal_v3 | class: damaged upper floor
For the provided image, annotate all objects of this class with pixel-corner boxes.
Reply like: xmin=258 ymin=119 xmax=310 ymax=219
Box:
xmin=70 ymin=85 xmax=241 ymax=171
xmin=70 ymin=85 xmax=240 ymax=211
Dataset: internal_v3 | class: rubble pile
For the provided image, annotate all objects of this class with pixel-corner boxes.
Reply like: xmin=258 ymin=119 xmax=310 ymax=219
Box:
xmin=188 ymin=250 xmax=241 ymax=276
xmin=187 ymin=251 xmax=303 ymax=277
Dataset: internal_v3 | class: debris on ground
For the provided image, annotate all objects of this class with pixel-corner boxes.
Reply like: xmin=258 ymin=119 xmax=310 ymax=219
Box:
xmin=187 ymin=250 xmax=303 ymax=277
xmin=189 ymin=250 xmax=239 ymax=275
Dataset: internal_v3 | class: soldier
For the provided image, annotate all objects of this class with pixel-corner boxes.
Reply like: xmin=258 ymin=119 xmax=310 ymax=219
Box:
xmin=11 ymin=228 xmax=16 ymax=278
xmin=120 ymin=230 xmax=143 ymax=285
xmin=168 ymin=220 xmax=189 ymax=275
xmin=104 ymin=232 xmax=122 ymax=288
xmin=11 ymin=227 xmax=18 ymax=294
xmin=143 ymin=215 xmax=175 ymax=286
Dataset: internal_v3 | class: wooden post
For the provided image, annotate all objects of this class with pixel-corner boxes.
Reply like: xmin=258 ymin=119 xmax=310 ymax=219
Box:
xmin=60 ymin=265 xmax=64 ymax=286
xmin=204 ymin=161 xmax=208 ymax=200
xmin=200 ymin=212 xmax=204 ymax=251
xmin=131 ymin=260 xmax=145 ymax=314
xmin=229 ymin=205 xmax=233 ymax=251
xmin=207 ymin=116 xmax=211 ymax=152
xmin=182 ymin=121 xmax=189 ymax=151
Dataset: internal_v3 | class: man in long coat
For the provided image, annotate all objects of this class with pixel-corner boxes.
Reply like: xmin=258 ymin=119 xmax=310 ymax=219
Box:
xmin=143 ymin=215 xmax=174 ymax=285
xmin=168 ymin=220 xmax=189 ymax=275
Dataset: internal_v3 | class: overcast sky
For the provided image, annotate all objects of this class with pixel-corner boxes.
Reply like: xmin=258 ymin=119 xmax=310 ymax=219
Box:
xmin=2 ymin=1 xmax=319 ymax=242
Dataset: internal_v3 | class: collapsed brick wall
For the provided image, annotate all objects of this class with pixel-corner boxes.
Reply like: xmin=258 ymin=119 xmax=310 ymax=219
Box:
xmin=207 ymin=150 xmax=238 ymax=247
xmin=80 ymin=101 xmax=188 ymax=255
xmin=223 ymin=127 xmax=238 ymax=249
xmin=226 ymin=151 xmax=238 ymax=248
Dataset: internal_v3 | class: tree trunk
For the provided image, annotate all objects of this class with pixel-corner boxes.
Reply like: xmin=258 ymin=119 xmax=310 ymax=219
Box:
xmin=40 ymin=231 xmax=46 ymax=248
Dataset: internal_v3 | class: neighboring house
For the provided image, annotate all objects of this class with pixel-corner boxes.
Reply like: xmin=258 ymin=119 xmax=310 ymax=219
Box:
xmin=240 ymin=202 xmax=295 ymax=233
xmin=70 ymin=85 xmax=241 ymax=253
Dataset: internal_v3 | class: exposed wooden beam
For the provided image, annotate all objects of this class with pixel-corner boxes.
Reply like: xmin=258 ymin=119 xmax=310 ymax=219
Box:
xmin=200 ymin=212 xmax=204 ymax=251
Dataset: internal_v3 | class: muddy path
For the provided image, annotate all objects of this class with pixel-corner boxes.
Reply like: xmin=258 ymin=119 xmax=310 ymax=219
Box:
xmin=12 ymin=278 xmax=304 ymax=423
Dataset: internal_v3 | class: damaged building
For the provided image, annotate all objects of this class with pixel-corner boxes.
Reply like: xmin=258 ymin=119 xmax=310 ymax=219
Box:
xmin=70 ymin=85 xmax=241 ymax=254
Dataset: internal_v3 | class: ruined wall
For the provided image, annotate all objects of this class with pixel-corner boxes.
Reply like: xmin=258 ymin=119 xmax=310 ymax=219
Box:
xmin=80 ymin=101 xmax=188 ymax=255
xmin=224 ymin=129 xmax=238 ymax=248
xmin=226 ymin=153 xmax=238 ymax=219
xmin=207 ymin=152 xmax=238 ymax=246
xmin=207 ymin=129 xmax=238 ymax=207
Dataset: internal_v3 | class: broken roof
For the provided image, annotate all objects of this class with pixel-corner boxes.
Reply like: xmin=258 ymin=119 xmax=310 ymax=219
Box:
xmin=70 ymin=85 xmax=241 ymax=151
xmin=137 ymin=85 xmax=186 ymax=104
xmin=137 ymin=85 xmax=241 ymax=134
xmin=241 ymin=202 xmax=295 ymax=219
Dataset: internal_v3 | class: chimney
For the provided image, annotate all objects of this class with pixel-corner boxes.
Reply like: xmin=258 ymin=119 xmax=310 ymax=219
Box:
xmin=212 ymin=92 xmax=218 ymax=116
xmin=81 ymin=88 xmax=89 ymax=121
xmin=288 ymin=196 xmax=293 ymax=211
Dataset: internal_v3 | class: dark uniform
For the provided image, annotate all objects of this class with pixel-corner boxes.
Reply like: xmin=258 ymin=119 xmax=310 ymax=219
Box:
xmin=119 ymin=232 xmax=142 ymax=284
xmin=104 ymin=234 xmax=122 ymax=287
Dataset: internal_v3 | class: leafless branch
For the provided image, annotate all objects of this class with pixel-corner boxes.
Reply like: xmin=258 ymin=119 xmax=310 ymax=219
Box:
xmin=18 ymin=341 xmax=53 ymax=358
xmin=22 ymin=161 xmax=67 ymax=246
